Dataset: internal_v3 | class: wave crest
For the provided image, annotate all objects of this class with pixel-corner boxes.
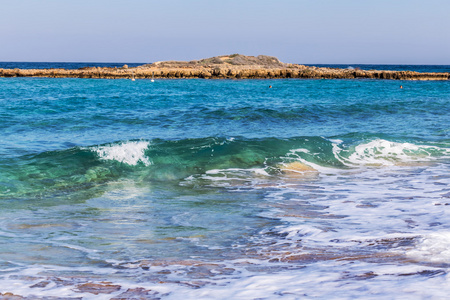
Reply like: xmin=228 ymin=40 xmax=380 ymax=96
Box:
xmin=334 ymin=139 xmax=448 ymax=167
xmin=89 ymin=141 xmax=151 ymax=166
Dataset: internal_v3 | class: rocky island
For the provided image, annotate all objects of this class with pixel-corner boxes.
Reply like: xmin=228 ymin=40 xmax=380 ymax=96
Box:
xmin=1 ymin=54 xmax=449 ymax=80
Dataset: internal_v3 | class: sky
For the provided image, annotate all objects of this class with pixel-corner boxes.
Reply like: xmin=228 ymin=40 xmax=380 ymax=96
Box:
xmin=1 ymin=0 xmax=449 ymax=64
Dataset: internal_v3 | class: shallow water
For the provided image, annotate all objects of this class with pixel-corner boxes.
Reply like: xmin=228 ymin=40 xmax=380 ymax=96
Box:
xmin=0 ymin=76 xmax=450 ymax=299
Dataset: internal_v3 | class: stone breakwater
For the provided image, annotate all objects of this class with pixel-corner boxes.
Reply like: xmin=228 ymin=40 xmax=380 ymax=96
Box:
xmin=1 ymin=54 xmax=449 ymax=80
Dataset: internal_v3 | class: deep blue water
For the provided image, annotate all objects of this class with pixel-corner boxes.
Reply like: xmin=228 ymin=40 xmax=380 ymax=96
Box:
xmin=0 ymin=62 xmax=145 ymax=69
xmin=308 ymin=64 xmax=450 ymax=73
xmin=0 ymin=75 xmax=449 ymax=299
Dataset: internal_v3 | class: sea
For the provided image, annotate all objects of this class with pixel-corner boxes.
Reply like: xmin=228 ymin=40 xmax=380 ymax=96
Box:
xmin=0 ymin=63 xmax=450 ymax=299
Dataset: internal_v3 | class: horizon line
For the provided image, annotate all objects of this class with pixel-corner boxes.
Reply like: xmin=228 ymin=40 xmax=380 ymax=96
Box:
xmin=1 ymin=61 xmax=450 ymax=66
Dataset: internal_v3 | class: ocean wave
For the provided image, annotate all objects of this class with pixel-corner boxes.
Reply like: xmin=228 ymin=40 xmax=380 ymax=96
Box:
xmin=2 ymin=137 xmax=449 ymax=201
xmin=333 ymin=139 xmax=449 ymax=167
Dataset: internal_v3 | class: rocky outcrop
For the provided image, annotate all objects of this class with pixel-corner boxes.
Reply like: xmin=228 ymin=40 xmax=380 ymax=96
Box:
xmin=147 ymin=54 xmax=285 ymax=68
xmin=1 ymin=55 xmax=449 ymax=80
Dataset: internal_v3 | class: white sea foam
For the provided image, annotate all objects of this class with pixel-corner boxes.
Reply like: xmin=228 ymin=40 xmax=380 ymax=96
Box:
xmin=205 ymin=168 xmax=269 ymax=177
xmin=90 ymin=141 xmax=151 ymax=166
xmin=202 ymin=168 xmax=270 ymax=183
xmin=334 ymin=139 xmax=448 ymax=167
xmin=279 ymin=224 xmax=323 ymax=239
xmin=2 ymin=260 xmax=449 ymax=300
xmin=288 ymin=148 xmax=310 ymax=154
xmin=406 ymin=232 xmax=450 ymax=263
xmin=158 ymin=261 xmax=450 ymax=300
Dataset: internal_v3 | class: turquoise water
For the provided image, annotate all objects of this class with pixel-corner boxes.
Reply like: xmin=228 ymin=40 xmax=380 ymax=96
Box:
xmin=1 ymin=76 xmax=450 ymax=299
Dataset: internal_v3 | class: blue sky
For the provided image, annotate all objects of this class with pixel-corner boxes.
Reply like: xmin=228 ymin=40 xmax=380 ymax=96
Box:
xmin=1 ymin=0 xmax=449 ymax=64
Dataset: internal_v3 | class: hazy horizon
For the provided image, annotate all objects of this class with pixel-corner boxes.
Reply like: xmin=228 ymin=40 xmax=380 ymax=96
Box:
xmin=1 ymin=0 xmax=449 ymax=65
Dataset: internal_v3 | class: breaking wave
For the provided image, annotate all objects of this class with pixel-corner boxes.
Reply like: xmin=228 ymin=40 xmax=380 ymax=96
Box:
xmin=333 ymin=139 xmax=449 ymax=167
xmin=88 ymin=140 xmax=152 ymax=166
xmin=1 ymin=136 xmax=449 ymax=200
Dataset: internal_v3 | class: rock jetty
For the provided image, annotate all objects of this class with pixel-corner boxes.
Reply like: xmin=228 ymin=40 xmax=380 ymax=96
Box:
xmin=1 ymin=54 xmax=449 ymax=80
